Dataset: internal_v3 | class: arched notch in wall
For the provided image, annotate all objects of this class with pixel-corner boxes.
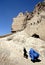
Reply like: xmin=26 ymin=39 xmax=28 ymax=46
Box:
xmin=37 ymin=21 xmax=39 ymax=23
xmin=30 ymin=23 xmax=32 ymax=25
xmin=33 ymin=22 xmax=35 ymax=25
xmin=31 ymin=33 xmax=40 ymax=38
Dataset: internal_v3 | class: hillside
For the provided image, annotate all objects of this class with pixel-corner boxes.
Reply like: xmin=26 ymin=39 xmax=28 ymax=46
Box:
xmin=0 ymin=1 xmax=45 ymax=65
xmin=12 ymin=1 xmax=45 ymax=41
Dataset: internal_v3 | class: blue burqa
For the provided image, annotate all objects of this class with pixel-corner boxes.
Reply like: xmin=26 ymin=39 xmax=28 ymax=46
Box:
xmin=29 ymin=48 xmax=39 ymax=60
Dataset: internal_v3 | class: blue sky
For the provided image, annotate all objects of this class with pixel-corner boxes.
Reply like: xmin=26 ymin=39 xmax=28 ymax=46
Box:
xmin=0 ymin=0 xmax=43 ymax=36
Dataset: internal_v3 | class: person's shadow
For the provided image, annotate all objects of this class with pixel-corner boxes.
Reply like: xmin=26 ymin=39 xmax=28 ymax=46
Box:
xmin=31 ymin=59 xmax=41 ymax=63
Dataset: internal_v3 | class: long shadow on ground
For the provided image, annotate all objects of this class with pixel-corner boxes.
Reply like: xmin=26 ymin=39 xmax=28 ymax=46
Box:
xmin=31 ymin=59 xmax=41 ymax=63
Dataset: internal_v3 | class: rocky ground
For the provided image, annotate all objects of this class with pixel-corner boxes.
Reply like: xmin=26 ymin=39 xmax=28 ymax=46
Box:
xmin=0 ymin=31 xmax=45 ymax=65
xmin=0 ymin=1 xmax=45 ymax=65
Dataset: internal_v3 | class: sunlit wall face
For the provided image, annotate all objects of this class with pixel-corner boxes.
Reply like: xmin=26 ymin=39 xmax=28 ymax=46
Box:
xmin=0 ymin=0 xmax=43 ymax=36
